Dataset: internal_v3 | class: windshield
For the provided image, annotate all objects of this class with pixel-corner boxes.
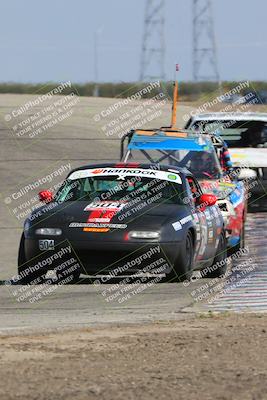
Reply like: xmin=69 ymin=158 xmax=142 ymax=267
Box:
xmin=55 ymin=174 xmax=184 ymax=205
xmin=191 ymin=120 xmax=267 ymax=148
xmin=177 ymin=150 xmax=221 ymax=179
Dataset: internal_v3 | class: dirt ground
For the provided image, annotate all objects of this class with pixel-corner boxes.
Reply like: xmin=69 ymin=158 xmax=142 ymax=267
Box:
xmin=0 ymin=314 xmax=266 ymax=400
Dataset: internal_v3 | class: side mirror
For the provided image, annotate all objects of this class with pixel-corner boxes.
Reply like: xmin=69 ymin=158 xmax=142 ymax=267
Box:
xmin=237 ymin=168 xmax=257 ymax=180
xmin=39 ymin=190 xmax=54 ymax=203
xmin=198 ymin=193 xmax=217 ymax=211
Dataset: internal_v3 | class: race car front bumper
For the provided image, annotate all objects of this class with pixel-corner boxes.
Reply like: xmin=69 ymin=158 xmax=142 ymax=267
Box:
xmin=24 ymin=238 xmax=182 ymax=276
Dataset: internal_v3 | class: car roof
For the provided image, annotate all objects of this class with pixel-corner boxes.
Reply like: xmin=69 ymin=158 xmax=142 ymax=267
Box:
xmin=190 ymin=112 xmax=267 ymax=122
xmin=127 ymin=130 xmax=214 ymax=152
xmin=68 ymin=163 xmax=193 ymax=178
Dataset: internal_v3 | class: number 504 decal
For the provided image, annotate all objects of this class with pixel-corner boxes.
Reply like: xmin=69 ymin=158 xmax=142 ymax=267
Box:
xmin=39 ymin=239 xmax=55 ymax=251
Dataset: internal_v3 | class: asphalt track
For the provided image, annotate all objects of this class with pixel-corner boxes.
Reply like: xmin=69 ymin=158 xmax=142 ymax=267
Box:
xmin=202 ymin=212 xmax=267 ymax=312
xmin=0 ymin=93 xmax=180 ymax=280
xmin=0 ymin=94 xmax=266 ymax=334
xmin=0 ymin=281 xmax=199 ymax=333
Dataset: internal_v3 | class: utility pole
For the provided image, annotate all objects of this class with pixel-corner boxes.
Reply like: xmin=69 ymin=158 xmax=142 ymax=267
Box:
xmin=192 ymin=0 xmax=220 ymax=84
xmin=93 ymin=28 xmax=102 ymax=97
xmin=140 ymin=0 xmax=165 ymax=82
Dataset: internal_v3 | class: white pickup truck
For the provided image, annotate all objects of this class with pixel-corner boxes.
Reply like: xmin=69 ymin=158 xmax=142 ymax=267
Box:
xmin=185 ymin=112 xmax=267 ymax=210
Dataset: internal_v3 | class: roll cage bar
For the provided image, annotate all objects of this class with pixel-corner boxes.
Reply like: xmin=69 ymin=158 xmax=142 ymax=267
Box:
xmin=120 ymin=128 xmax=225 ymax=166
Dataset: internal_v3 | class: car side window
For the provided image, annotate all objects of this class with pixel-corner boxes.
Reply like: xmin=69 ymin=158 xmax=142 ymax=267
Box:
xmin=192 ymin=177 xmax=203 ymax=198
xmin=186 ymin=176 xmax=199 ymax=201
xmin=185 ymin=176 xmax=204 ymax=210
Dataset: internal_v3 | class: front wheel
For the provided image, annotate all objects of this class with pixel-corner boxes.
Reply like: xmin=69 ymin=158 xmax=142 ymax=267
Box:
xmin=172 ymin=231 xmax=194 ymax=282
xmin=17 ymin=233 xmax=35 ymax=284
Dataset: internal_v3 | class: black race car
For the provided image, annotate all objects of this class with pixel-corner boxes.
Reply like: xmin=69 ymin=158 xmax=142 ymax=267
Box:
xmin=17 ymin=163 xmax=227 ymax=284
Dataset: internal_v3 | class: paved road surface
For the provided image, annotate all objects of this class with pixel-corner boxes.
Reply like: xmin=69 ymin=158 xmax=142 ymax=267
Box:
xmin=200 ymin=213 xmax=267 ymax=312
xmin=0 ymin=93 xmax=193 ymax=280
xmin=0 ymin=281 xmax=199 ymax=334
xmin=0 ymin=94 xmax=266 ymax=336
xmin=0 ymin=213 xmax=266 ymax=334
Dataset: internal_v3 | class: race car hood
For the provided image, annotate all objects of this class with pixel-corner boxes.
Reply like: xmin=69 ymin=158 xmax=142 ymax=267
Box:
xmin=28 ymin=200 xmax=189 ymax=241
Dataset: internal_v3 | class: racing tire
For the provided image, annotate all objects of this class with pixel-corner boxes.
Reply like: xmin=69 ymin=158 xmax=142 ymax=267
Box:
xmin=201 ymin=232 xmax=227 ymax=278
xmin=18 ymin=233 xmax=47 ymax=284
xmin=172 ymin=231 xmax=194 ymax=282
xmin=17 ymin=233 xmax=36 ymax=284
xmin=18 ymin=233 xmax=26 ymax=269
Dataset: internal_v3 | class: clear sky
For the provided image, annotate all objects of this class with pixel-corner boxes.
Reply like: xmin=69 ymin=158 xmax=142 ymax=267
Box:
xmin=0 ymin=0 xmax=266 ymax=83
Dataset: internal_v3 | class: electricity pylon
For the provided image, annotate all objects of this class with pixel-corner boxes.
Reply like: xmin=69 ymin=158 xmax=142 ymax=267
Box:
xmin=192 ymin=0 xmax=220 ymax=83
xmin=140 ymin=0 xmax=165 ymax=82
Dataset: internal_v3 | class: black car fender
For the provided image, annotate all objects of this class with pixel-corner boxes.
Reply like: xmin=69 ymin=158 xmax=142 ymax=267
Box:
xmin=166 ymin=212 xmax=197 ymax=244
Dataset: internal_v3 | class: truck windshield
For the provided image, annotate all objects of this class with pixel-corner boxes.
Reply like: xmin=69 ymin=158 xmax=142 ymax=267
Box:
xmin=191 ymin=120 xmax=267 ymax=148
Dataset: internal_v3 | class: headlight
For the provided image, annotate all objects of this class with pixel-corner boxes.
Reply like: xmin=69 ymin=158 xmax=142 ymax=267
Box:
xmin=128 ymin=231 xmax=160 ymax=239
xmin=35 ymin=228 xmax=62 ymax=236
